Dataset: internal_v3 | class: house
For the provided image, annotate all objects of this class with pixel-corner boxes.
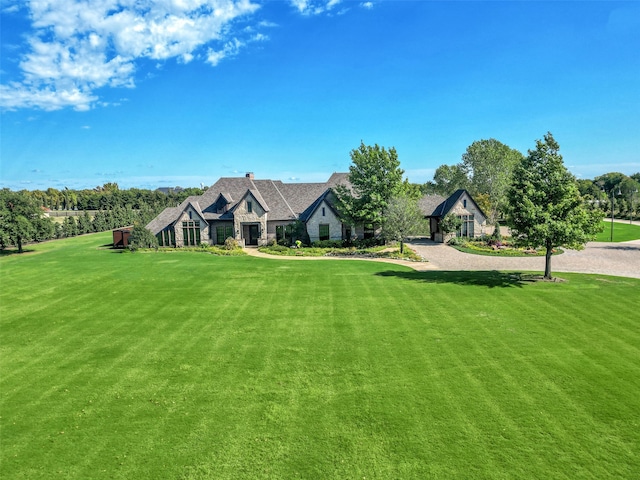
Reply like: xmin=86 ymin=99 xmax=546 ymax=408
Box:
xmin=419 ymin=189 xmax=487 ymax=243
xmin=156 ymin=186 xmax=184 ymax=195
xmin=146 ymin=172 xmax=354 ymax=247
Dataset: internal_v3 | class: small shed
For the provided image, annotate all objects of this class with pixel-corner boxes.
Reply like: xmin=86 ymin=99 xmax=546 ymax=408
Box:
xmin=113 ymin=228 xmax=131 ymax=248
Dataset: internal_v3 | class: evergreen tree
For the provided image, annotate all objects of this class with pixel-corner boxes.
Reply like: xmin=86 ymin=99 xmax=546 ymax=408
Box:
xmin=0 ymin=190 xmax=45 ymax=252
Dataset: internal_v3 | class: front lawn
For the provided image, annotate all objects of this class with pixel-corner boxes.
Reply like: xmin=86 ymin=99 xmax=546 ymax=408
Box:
xmin=1 ymin=232 xmax=639 ymax=479
xmin=594 ymin=220 xmax=640 ymax=242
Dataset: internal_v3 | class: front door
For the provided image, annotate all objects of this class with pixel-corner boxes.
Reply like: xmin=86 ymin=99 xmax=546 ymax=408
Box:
xmin=248 ymin=225 xmax=259 ymax=245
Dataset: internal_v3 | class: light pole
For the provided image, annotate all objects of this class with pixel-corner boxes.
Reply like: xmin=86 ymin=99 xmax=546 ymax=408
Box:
xmin=609 ymin=188 xmax=621 ymax=242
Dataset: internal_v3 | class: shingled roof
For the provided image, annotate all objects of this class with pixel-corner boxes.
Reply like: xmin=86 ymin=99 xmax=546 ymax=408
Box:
xmin=418 ymin=189 xmax=487 ymax=219
xmin=146 ymin=173 xmax=352 ymax=234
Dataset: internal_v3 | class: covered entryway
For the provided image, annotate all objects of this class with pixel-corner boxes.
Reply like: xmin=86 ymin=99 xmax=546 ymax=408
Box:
xmin=243 ymin=224 xmax=260 ymax=246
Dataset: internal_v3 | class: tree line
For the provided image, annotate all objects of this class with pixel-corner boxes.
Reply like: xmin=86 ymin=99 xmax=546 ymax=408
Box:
xmin=18 ymin=183 xmax=204 ymax=212
xmin=0 ymin=184 xmax=204 ymax=252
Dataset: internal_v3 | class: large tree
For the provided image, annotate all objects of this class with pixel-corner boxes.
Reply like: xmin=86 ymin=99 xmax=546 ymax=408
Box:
xmin=382 ymin=195 xmax=427 ymax=253
xmin=0 ymin=190 xmax=50 ymax=253
xmin=461 ymin=139 xmax=524 ymax=224
xmin=431 ymin=164 xmax=469 ymax=196
xmin=336 ymin=142 xmax=404 ymax=226
xmin=506 ymin=133 xmax=603 ymax=280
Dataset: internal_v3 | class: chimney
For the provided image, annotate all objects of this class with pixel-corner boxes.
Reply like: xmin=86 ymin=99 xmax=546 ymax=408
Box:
xmin=246 ymin=172 xmax=254 ymax=179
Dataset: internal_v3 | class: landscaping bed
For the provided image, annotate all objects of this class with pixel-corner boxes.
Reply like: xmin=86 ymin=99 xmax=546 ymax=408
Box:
xmin=448 ymin=237 xmax=561 ymax=257
xmin=258 ymin=242 xmax=423 ymax=262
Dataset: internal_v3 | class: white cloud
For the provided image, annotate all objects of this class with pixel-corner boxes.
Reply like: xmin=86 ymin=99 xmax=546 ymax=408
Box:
xmin=1 ymin=2 xmax=21 ymax=14
xmin=1 ymin=0 xmax=262 ymax=111
xmin=290 ymin=0 xmax=342 ymax=16
xmin=361 ymin=2 xmax=374 ymax=10
xmin=1 ymin=0 xmax=357 ymax=111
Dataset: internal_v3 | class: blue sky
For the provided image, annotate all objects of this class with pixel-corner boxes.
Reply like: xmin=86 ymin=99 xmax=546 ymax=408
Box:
xmin=1 ymin=0 xmax=639 ymax=191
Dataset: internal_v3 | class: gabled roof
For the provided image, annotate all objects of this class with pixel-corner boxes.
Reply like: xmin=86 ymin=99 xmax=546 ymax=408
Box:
xmin=419 ymin=189 xmax=487 ymax=220
xmin=299 ymin=189 xmax=341 ymax=222
xmin=183 ymin=200 xmax=206 ymax=223
xmin=145 ymin=199 xmax=207 ymax=234
xmin=219 ymin=192 xmax=234 ymax=204
xmin=146 ymin=206 xmax=182 ymax=234
xmin=229 ymin=188 xmax=270 ymax=214
xmin=418 ymin=194 xmax=447 ymax=218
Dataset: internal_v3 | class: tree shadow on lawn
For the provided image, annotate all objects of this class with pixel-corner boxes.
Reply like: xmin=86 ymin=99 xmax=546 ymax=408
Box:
xmin=0 ymin=248 xmax=37 ymax=256
xmin=375 ymin=270 xmax=539 ymax=288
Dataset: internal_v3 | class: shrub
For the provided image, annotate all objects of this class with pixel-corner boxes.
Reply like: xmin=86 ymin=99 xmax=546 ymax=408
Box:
xmin=440 ymin=213 xmax=463 ymax=235
xmin=224 ymin=236 xmax=239 ymax=250
xmin=447 ymin=236 xmax=467 ymax=246
xmin=353 ymin=238 xmax=384 ymax=249
xmin=491 ymin=221 xmax=503 ymax=242
xmin=128 ymin=225 xmax=158 ymax=251
xmin=312 ymin=240 xmax=343 ymax=249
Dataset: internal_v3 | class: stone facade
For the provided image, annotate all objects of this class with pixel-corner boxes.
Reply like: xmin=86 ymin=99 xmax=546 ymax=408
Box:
xmin=232 ymin=193 xmax=268 ymax=246
xmin=306 ymin=200 xmax=343 ymax=242
xmin=427 ymin=190 xmax=487 ymax=243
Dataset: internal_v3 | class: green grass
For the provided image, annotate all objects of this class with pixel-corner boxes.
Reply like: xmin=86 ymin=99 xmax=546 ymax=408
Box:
xmin=1 ymin=232 xmax=639 ymax=479
xmin=594 ymin=220 xmax=640 ymax=242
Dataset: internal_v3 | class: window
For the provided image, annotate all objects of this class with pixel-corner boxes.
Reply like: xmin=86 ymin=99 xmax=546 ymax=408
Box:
xmin=463 ymin=199 xmax=467 ymax=208
xmin=216 ymin=225 xmax=234 ymax=244
xmin=319 ymin=224 xmax=330 ymax=241
xmin=277 ymin=224 xmax=295 ymax=243
xmin=247 ymin=201 xmax=252 ymax=213
xmin=182 ymin=220 xmax=200 ymax=246
xmin=457 ymin=215 xmax=474 ymax=237
xmin=322 ymin=207 xmax=326 ymax=216
xmin=216 ymin=226 xmax=225 ymax=245
xmin=157 ymin=229 xmax=175 ymax=247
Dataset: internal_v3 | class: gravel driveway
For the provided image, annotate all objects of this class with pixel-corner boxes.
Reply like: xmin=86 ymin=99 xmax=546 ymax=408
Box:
xmin=407 ymin=239 xmax=640 ymax=279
